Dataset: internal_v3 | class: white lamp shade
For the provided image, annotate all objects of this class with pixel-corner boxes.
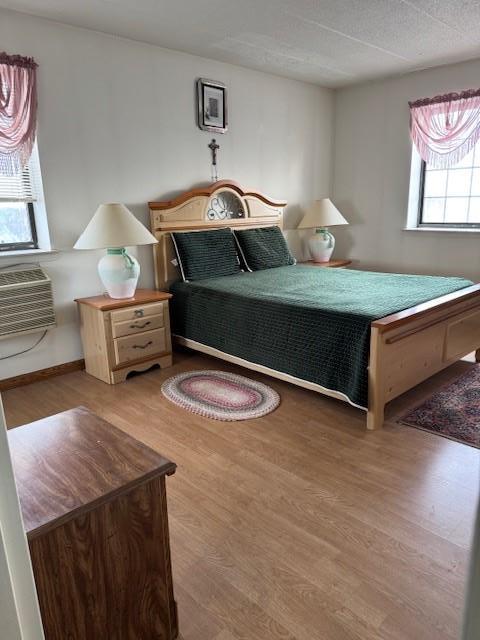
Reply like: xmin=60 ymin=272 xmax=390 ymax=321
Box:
xmin=298 ymin=199 xmax=348 ymax=229
xmin=74 ymin=203 xmax=158 ymax=249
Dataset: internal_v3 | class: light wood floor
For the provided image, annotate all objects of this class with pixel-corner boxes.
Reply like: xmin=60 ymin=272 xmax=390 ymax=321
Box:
xmin=4 ymin=350 xmax=479 ymax=640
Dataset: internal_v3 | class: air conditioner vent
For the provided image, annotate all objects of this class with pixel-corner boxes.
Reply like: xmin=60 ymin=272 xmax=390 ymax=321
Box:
xmin=0 ymin=267 xmax=56 ymax=339
xmin=0 ymin=299 xmax=52 ymax=318
xmin=0 ymin=268 xmax=46 ymax=287
xmin=0 ymin=283 xmax=52 ymax=302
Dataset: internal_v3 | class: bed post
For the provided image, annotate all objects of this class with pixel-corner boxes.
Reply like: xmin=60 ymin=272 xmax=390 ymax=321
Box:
xmin=367 ymin=326 xmax=385 ymax=430
xmin=475 ymin=348 xmax=480 ymax=363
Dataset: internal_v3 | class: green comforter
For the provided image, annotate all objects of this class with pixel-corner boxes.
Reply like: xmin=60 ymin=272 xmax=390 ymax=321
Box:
xmin=170 ymin=266 xmax=472 ymax=408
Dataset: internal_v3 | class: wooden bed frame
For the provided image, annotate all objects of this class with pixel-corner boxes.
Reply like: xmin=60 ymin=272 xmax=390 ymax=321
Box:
xmin=149 ymin=180 xmax=480 ymax=430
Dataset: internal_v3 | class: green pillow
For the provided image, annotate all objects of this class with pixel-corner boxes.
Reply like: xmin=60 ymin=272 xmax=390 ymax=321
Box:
xmin=171 ymin=228 xmax=241 ymax=281
xmin=234 ymin=226 xmax=296 ymax=271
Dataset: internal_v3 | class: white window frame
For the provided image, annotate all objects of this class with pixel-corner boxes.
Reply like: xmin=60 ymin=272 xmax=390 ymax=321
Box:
xmin=406 ymin=146 xmax=480 ymax=233
xmin=0 ymin=141 xmax=52 ymax=256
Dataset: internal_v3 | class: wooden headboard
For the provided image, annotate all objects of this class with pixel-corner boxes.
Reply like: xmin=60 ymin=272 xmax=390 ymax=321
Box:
xmin=148 ymin=180 xmax=287 ymax=289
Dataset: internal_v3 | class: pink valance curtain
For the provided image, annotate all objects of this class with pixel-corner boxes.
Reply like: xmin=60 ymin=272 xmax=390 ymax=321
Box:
xmin=0 ymin=52 xmax=38 ymax=176
xmin=409 ymin=88 xmax=480 ymax=169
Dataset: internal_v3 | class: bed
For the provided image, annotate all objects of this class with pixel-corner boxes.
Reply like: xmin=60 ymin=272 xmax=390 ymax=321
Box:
xmin=149 ymin=180 xmax=480 ymax=430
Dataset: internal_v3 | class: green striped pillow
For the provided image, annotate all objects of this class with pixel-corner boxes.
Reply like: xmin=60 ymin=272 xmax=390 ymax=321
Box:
xmin=234 ymin=226 xmax=296 ymax=271
xmin=171 ymin=228 xmax=241 ymax=281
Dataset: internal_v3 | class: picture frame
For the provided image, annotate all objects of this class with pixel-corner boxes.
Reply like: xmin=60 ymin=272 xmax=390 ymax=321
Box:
xmin=196 ymin=78 xmax=228 ymax=133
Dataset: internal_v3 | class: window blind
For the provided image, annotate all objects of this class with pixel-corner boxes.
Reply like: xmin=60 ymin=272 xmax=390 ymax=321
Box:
xmin=0 ymin=164 xmax=36 ymax=202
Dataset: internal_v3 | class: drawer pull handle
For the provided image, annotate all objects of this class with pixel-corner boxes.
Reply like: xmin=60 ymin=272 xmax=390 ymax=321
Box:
xmin=130 ymin=321 xmax=151 ymax=329
xmin=134 ymin=309 xmax=144 ymax=318
xmin=132 ymin=341 xmax=153 ymax=350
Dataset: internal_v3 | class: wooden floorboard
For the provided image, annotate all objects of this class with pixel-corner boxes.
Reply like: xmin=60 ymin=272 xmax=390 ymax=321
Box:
xmin=3 ymin=349 xmax=479 ymax=640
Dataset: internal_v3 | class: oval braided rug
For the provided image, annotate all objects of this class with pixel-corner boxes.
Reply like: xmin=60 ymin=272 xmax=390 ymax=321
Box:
xmin=161 ymin=370 xmax=280 ymax=421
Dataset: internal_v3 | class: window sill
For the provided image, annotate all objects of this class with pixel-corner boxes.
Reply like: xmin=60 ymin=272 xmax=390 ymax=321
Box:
xmin=0 ymin=248 xmax=59 ymax=261
xmin=403 ymin=227 xmax=480 ymax=234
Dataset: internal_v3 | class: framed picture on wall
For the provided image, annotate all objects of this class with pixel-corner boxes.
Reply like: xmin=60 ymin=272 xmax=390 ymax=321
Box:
xmin=196 ymin=78 xmax=228 ymax=133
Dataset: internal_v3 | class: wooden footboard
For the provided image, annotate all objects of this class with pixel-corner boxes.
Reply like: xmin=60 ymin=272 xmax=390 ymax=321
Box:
xmin=367 ymin=284 xmax=480 ymax=430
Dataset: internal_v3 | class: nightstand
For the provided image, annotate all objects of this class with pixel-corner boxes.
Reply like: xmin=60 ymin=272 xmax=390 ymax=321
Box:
xmin=300 ymin=259 xmax=352 ymax=268
xmin=75 ymin=289 xmax=172 ymax=384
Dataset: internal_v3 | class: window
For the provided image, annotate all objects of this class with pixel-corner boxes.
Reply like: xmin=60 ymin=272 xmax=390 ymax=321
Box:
xmin=418 ymin=140 xmax=480 ymax=229
xmin=0 ymin=144 xmax=47 ymax=252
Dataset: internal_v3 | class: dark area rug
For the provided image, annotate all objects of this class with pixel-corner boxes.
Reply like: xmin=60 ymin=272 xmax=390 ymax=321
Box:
xmin=398 ymin=366 xmax=480 ymax=448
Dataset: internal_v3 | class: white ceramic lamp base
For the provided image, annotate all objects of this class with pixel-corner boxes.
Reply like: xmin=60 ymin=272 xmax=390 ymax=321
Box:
xmin=308 ymin=229 xmax=335 ymax=263
xmin=98 ymin=248 xmax=140 ymax=299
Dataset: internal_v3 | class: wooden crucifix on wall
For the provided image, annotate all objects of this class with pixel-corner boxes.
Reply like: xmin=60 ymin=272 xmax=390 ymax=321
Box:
xmin=208 ymin=138 xmax=220 ymax=181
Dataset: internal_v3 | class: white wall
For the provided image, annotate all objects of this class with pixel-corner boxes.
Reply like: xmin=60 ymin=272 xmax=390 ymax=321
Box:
xmin=0 ymin=9 xmax=334 ymax=379
xmin=333 ymin=58 xmax=480 ymax=281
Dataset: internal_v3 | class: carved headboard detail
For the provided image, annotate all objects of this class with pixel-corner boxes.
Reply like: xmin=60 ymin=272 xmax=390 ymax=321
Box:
xmin=148 ymin=180 xmax=287 ymax=289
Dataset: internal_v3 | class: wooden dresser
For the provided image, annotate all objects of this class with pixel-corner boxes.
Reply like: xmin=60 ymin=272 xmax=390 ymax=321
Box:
xmin=8 ymin=407 xmax=178 ymax=640
xmin=75 ymin=289 xmax=173 ymax=384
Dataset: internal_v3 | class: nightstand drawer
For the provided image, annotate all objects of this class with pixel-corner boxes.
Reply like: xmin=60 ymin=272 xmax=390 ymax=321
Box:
xmin=110 ymin=301 xmax=165 ymax=325
xmin=112 ymin=313 xmax=164 ymax=338
xmin=114 ymin=328 xmax=167 ymax=365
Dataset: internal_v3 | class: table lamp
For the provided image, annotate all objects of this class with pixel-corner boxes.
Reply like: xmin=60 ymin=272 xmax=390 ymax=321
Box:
xmin=298 ymin=199 xmax=348 ymax=263
xmin=74 ymin=203 xmax=157 ymax=299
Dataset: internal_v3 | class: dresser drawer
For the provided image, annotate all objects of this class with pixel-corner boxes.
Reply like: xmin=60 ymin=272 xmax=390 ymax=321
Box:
xmin=114 ymin=328 xmax=167 ymax=365
xmin=112 ymin=313 xmax=164 ymax=339
xmin=110 ymin=301 xmax=165 ymax=325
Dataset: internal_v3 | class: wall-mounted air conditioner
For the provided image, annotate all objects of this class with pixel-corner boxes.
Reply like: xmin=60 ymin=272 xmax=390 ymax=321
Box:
xmin=0 ymin=267 xmax=56 ymax=339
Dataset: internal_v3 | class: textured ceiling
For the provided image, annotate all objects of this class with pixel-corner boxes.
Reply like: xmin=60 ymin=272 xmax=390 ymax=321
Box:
xmin=1 ymin=0 xmax=480 ymax=87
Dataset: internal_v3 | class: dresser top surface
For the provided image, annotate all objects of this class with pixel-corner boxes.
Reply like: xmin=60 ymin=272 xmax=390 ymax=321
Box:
xmin=75 ymin=288 xmax=172 ymax=310
xmin=8 ymin=406 xmax=176 ymax=539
